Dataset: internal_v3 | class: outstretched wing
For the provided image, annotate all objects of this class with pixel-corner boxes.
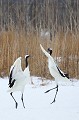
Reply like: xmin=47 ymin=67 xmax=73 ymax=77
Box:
xmin=40 ymin=44 xmax=58 ymax=71
xmin=10 ymin=57 xmax=22 ymax=73
xmin=40 ymin=44 xmax=50 ymax=58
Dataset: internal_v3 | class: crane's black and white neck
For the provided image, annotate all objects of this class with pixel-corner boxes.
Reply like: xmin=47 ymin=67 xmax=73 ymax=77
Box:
xmin=25 ymin=55 xmax=30 ymax=67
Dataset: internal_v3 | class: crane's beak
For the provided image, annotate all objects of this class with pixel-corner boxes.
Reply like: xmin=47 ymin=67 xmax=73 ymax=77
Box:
xmin=28 ymin=55 xmax=33 ymax=58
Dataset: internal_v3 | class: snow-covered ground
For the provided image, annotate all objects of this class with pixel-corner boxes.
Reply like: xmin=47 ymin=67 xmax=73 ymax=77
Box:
xmin=0 ymin=76 xmax=79 ymax=120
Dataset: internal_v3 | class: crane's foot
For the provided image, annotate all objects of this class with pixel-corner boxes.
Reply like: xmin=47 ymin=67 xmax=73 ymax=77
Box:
xmin=23 ymin=105 xmax=25 ymax=108
xmin=15 ymin=102 xmax=18 ymax=109
xmin=50 ymin=99 xmax=55 ymax=104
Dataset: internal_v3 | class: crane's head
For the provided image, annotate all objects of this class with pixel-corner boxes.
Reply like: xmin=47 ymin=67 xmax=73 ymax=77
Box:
xmin=25 ymin=55 xmax=30 ymax=67
xmin=25 ymin=55 xmax=30 ymax=59
xmin=47 ymin=48 xmax=52 ymax=55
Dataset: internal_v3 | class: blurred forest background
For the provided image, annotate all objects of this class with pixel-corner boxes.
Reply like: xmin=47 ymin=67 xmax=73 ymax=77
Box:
xmin=0 ymin=0 xmax=79 ymax=79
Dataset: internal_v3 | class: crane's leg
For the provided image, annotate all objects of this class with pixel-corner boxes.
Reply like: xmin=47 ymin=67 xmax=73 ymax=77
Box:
xmin=10 ymin=92 xmax=18 ymax=109
xmin=21 ymin=93 xmax=25 ymax=108
xmin=51 ymin=85 xmax=58 ymax=104
xmin=45 ymin=84 xmax=58 ymax=104
xmin=45 ymin=85 xmax=58 ymax=93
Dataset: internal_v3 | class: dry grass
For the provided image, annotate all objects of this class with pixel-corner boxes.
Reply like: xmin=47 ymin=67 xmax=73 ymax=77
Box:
xmin=0 ymin=29 xmax=79 ymax=79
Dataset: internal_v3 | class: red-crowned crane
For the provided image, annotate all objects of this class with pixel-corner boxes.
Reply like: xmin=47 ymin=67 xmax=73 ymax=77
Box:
xmin=8 ymin=55 xmax=31 ymax=108
xmin=40 ymin=44 xmax=69 ymax=104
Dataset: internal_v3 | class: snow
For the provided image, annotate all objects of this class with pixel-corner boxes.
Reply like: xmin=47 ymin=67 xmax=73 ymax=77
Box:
xmin=0 ymin=76 xmax=79 ymax=120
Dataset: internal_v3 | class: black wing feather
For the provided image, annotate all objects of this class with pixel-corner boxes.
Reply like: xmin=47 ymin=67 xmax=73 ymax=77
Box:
xmin=56 ymin=66 xmax=69 ymax=79
xmin=9 ymin=79 xmax=16 ymax=88
xmin=8 ymin=66 xmax=16 ymax=88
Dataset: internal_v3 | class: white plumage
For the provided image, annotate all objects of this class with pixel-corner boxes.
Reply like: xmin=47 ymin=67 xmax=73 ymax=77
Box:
xmin=8 ymin=55 xmax=31 ymax=108
xmin=40 ymin=44 xmax=69 ymax=103
xmin=10 ymin=57 xmax=22 ymax=74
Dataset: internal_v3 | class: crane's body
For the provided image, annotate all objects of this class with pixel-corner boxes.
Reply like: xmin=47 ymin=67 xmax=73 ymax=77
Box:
xmin=40 ymin=44 xmax=69 ymax=103
xmin=8 ymin=55 xmax=31 ymax=108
